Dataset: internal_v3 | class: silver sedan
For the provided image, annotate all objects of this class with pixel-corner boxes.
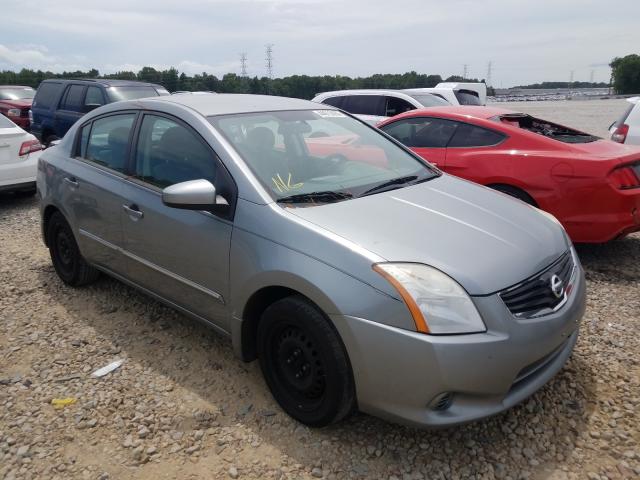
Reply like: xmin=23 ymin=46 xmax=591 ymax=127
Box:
xmin=37 ymin=94 xmax=585 ymax=427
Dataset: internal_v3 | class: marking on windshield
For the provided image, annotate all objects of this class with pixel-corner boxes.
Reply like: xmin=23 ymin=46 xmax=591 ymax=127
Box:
xmin=272 ymin=173 xmax=304 ymax=193
xmin=314 ymin=110 xmax=346 ymax=118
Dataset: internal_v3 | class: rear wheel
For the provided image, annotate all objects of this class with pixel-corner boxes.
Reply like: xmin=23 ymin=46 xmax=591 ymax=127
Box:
xmin=47 ymin=212 xmax=99 ymax=286
xmin=489 ymin=184 xmax=537 ymax=206
xmin=257 ymin=296 xmax=355 ymax=427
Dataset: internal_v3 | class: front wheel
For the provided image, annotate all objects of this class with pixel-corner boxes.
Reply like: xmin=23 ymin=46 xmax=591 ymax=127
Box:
xmin=47 ymin=211 xmax=99 ymax=286
xmin=257 ymin=296 xmax=355 ymax=427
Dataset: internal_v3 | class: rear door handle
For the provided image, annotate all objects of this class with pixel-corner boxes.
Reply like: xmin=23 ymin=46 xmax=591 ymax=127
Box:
xmin=63 ymin=177 xmax=79 ymax=188
xmin=123 ymin=204 xmax=144 ymax=219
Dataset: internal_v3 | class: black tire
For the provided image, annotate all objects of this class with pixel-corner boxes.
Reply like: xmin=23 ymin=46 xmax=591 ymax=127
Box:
xmin=490 ymin=184 xmax=537 ymax=206
xmin=257 ymin=296 xmax=355 ymax=427
xmin=47 ymin=211 xmax=99 ymax=286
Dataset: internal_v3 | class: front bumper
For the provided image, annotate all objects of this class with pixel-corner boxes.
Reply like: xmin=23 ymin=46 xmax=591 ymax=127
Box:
xmin=331 ymin=264 xmax=586 ymax=427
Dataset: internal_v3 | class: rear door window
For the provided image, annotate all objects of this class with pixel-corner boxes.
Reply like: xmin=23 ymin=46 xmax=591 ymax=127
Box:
xmin=82 ymin=114 xmax=136 ymax=172
xmin=342 ymin=95 xmax=385 ymax=116
xmin=448 ymin=123 xmax=505 ymax=147
xmin=33 ymin=82 xmax=63 ymax=109
xmin=384 ymin=97 xmax=415 ymax=117
xmin=61 ymin=85 xmax=86 ymax=112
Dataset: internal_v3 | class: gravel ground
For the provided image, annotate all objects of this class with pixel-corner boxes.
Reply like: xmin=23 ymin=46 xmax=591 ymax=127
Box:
xmin=1 ymin=100 xmax=639 ymax=479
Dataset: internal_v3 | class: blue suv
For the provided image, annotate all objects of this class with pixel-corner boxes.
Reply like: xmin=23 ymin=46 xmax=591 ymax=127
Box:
xmin=30 ymin=79 xmax=169 ymax=146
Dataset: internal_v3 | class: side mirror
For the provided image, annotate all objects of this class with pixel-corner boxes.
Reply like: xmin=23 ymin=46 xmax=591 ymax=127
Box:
xmin=83 ymin=103 xmax=101 ymax=113
xmin=162 ymin=179 xmax=229 ymax=212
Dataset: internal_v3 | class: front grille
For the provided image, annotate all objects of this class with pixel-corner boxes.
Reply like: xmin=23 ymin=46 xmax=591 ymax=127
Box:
xmin=500 ymin=251 xmax=574 ymax=318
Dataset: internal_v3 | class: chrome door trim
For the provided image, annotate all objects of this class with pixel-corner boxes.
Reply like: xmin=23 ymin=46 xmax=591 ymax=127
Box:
xmin=78 ymin=228 xmax=224 ymax=304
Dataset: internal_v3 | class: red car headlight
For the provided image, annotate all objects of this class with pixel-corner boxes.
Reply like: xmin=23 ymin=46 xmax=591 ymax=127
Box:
xmin=7 ymin=108 xmax=21 ymax=117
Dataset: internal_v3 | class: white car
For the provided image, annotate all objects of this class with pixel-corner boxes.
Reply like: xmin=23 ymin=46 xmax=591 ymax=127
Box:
xmin=312 ymin=83 xmax=487 ymax=123
xmin=0 ymin=115 xmax=42 ymax=195
xmin=610 ymin=97 xmax=640 ymax=145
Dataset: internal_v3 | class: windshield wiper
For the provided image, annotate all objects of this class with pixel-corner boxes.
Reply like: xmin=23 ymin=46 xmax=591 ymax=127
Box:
xmin=276 ymin=191 xmax=354 ymax=204
xmin=359 ymin=175 xmax=419 ymax=197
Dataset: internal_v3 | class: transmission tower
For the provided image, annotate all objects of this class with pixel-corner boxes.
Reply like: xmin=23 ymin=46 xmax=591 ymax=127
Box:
xmin=240 ymin=52 xmax=248 ymax=77
xmin=589 ymin=69 xmax=594 ymax=83
xmin=463 ymin=64 xmax=468 ymax=80
xmin=265 ymin=44 xmax=274 ymax=79
xmin=486 ymin=61 xmax=493 ymax=87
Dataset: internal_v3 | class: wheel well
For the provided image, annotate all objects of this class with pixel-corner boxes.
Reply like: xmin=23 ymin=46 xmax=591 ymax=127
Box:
xmin=240 ymin=286 xmax=301 ymax=362
xmin=42 ymin=205 xmax=61 ymax=247
xmin=486 ymin=183 xmax=538 ymax=207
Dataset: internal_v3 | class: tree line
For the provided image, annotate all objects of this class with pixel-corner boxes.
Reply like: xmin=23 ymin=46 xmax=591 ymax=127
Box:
xmin=0 ymin=67 xmax=483 ymax=99
xmin=610 ymin=54 xmax=640 ymax=95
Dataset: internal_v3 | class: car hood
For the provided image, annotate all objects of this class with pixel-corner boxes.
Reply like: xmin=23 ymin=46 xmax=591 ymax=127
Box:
xmin=2 ymin=99 xmax=32 ymax=108
xmin=288 ymin=175 xmax=568 ymax=295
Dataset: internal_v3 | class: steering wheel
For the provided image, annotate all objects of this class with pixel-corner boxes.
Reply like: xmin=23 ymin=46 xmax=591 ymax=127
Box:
xmin=324 ymin=154 xmax=349 ymax=172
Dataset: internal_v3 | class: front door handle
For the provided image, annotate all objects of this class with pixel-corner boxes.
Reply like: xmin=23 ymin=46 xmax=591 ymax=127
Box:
xmin=123 ymin=204 xmax=144 ymax=219
xmin=63 ymin=177 xmax=79 ymax=188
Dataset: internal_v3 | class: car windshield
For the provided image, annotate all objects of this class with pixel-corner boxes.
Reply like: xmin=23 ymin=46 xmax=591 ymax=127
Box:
xmin=210 ymin=110 xmax=438 ymax=204
xmin=494 ymin=113 xmax=598 ymax=143
xmin=106 ymin=86 xmax=160 ymax=102
xmin=0 ymin=87 xmax=36 ymax=100
xmin=408 ymin=94 xmax=450 ymax=107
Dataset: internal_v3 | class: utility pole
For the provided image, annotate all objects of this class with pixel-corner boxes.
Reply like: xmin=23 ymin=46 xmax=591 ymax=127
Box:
xmin=569 ymin=70 xmax=574 ymax=95
xmin=265 ymin=44 xmax=274 ymax=79
xmin=463 ymin=64 xmax=468 ymax=80
xmin=486 ymin=61 xmax=493 ymax=87
xmin=240 ymin=52 xmax=248 ymax=77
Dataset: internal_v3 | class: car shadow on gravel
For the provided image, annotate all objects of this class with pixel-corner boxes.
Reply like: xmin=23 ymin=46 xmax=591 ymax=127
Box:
xmin=0 ymin=191 xmax=38 ymax=209
xmin=576 ymin=234 xmax=640 ymax=283
xmin=33 ymin=260 xmax=598 ymax=478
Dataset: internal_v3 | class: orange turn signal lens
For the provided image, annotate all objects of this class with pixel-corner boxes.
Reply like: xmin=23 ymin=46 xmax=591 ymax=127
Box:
xmin=373 ymin=264 xmax=430 ymax=334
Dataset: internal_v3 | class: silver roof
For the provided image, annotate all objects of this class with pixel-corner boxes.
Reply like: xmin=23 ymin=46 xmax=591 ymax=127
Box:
xmin=138 ymin=93 xmax=329 ymax=116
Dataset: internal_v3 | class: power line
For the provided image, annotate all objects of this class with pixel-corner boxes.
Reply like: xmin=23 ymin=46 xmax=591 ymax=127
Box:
xmin=240 ymin=52 xmax=248 ymax=77
xmin=265 ymin=44 xmax=274 ymax=79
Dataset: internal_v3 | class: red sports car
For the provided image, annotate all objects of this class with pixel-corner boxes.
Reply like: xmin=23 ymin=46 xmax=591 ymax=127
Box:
xmin=377 ymin=107 xmax=640 ymax=243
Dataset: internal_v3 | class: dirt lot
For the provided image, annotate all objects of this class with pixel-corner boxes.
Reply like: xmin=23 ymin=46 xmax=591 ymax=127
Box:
xmin=1 ymin=100 xmax=639 ymax=480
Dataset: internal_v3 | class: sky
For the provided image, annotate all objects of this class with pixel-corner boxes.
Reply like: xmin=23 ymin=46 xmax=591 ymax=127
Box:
xmin=2 ymin=0 xmax=639 ymax=87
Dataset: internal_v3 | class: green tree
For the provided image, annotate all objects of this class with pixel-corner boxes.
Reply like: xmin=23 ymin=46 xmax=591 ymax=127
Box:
xmin=610 ymin=54 xmax=640 ymax=94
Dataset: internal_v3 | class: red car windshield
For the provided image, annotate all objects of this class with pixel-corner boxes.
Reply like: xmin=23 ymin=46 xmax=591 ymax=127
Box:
xmin=492 ymin=113 xmax=598 ymax=144
xmin=0 ymin=87 xmax=36 ymax=100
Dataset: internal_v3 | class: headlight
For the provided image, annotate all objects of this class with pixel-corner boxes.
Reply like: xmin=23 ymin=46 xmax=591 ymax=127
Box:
xmin=373 ymin=263 xmax=486 ymax=335
xmin=7 ymin=108 xmax=21 ymax=117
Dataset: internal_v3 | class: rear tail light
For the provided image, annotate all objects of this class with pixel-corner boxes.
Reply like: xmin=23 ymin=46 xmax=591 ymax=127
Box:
xmin=19 ymin=139 xmax=42 ymax=156
xmin=609 ymin=163 xmax=640 ymax=190
xmin=611 ymin=124 xmax=629 ymax=143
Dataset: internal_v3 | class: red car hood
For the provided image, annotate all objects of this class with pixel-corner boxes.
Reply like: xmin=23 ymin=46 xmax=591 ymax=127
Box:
xmin=2 ymin=99 xmax=32 ymax=108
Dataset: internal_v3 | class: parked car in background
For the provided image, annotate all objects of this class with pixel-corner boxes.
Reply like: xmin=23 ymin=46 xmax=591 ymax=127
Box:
xmin=39 ymin=94 xmax=585 ymax=428
xmin=0 ymin=85 xmax=36 ymax=131
xmin=312 ymin=89 xmax=450 ymax=124
xmin=378 ymin=106 xmax=640 ymax=243
xmin=312 ymin=83 xmax=486 ymax=124
xmin=30 ymin=79 xmax=170 ymax=146
xmin=610 ymin=97 xmax=640 ymax=145
xmin=0 ymin=115 xmax=42 ymax=195
xmin=404 ymin=82 xmax=487 ymax=106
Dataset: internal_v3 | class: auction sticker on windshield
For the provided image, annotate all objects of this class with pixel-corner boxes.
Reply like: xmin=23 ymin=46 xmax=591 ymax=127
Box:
xmin=314 ymin=110 xmax=346 ymax=118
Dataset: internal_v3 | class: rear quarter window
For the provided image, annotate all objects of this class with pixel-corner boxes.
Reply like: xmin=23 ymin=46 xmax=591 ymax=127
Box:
xmin=33 ymin=82 xmax=63 ymax=109
xmin=454 ymin=90 xmax=482 ymax=106
xmin=448 ymin=123 xmax=505 ymax=147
